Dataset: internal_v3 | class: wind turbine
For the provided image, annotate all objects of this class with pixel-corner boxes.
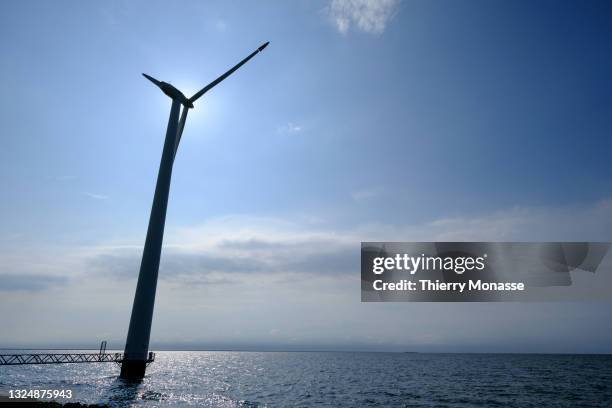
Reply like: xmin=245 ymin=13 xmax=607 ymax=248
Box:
xmin=120 ymin=41 xmax=269 ymax=380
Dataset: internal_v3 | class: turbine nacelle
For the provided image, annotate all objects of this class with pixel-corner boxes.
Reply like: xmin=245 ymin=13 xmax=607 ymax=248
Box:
xmin=142 ymin=74 xmax=194 ymax=108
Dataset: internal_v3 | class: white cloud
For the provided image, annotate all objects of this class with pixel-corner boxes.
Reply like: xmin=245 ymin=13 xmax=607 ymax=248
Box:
xmin=329 ymin=0 xmax=399 ymax=35
xmin=83 ymin=192 xmax=109 ymax=200
xmin=65 ymin=199 xmax=612 ymax=288
xmin=2 ymin=200 xmax=612 ymax=350
xmin=4 ymin=199 xmax=612 ymax=291
xmin=277 ymin=122 xmax=302 ymax=134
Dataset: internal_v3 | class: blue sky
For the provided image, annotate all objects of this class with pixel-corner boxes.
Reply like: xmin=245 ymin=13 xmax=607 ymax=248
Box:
xmin=1 ymin=0 xmax=612 ymax=352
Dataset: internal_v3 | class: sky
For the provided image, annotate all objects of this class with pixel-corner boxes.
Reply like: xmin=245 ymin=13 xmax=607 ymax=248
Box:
xmin=1 ymin=0 xmax=612 ymax=352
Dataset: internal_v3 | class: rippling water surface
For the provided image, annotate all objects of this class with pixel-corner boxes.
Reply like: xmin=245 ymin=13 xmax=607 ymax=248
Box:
xmin=1 ymin=351 xmax=611 ymax=407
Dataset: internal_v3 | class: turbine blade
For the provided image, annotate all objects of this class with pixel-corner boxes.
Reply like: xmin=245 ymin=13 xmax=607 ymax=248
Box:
xmin=142 ymin=73 xmax=163 ymax=88
xmin=173 ymin=106 xmax=189 ymax=159
xmin=189 ymin=41 xmax=269 ymax=104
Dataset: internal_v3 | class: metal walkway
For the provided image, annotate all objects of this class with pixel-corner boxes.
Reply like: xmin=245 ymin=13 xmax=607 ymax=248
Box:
xmin=0 ymin=352 xmax=155 ymax=366
xmin=0 ymin=342 xmax=155 ymax=366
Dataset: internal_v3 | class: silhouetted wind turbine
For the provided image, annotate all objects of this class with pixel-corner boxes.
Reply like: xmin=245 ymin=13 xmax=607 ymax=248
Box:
xmin=121 ymin=41 xmax=269 ymax=380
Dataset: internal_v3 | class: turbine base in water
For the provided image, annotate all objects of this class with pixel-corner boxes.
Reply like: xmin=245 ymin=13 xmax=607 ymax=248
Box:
xmin=120 ymin=359 xmax=147 ymax=380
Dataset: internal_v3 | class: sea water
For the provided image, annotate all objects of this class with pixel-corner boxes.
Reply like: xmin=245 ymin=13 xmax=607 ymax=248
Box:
xmin=1 ymin=351 xmax=610 ymax=407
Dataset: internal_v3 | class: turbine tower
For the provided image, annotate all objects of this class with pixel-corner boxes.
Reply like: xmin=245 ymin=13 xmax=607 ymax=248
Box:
xmin=120 ymin=41 xmax=269 ymax=380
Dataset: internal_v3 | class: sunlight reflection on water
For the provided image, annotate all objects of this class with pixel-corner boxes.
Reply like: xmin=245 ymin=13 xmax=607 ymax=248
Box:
xmin=1 ymin=351 xmax=611 ymax=407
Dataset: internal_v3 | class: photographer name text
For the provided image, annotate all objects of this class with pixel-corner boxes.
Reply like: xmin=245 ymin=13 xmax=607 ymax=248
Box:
xmin=371 ymin=253 xmax=524 ymax=292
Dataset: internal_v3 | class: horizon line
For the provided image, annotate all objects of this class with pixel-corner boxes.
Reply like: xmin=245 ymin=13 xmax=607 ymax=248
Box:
xmin=0 ymin=347 xmax=610 ymax=356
